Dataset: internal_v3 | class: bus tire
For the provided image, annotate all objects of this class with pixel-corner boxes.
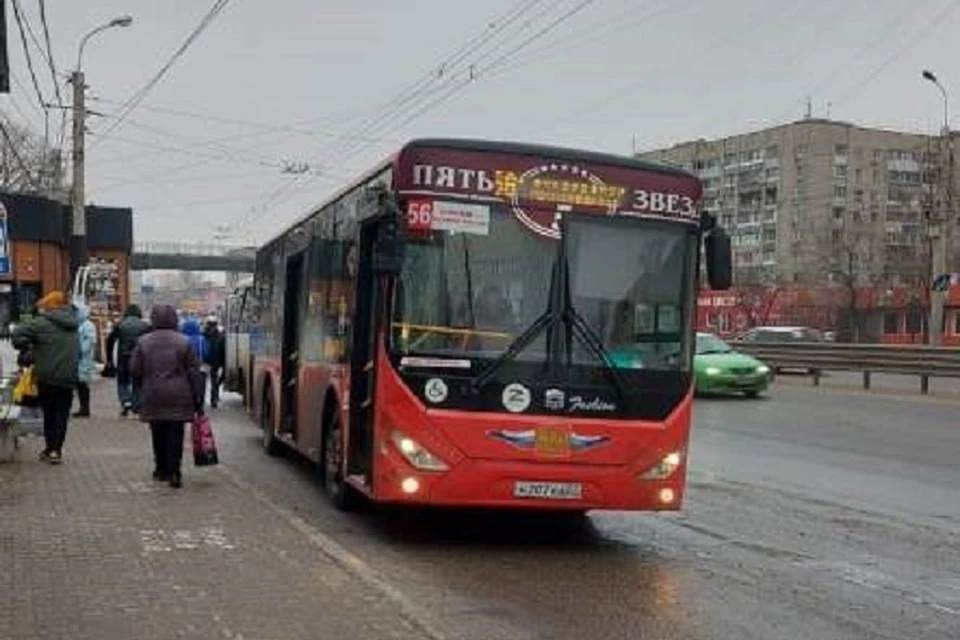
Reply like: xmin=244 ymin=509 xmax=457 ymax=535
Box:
xmin=260 ymin=385 xmax=283 ymax=457
xmin=322 ymin=410 xmax=360 ymax=511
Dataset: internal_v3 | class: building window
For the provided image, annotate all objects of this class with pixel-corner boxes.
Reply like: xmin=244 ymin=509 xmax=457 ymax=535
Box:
xmin=883 ymin=312 xmax=899 ymax=334
xmin=834 ymin=165 xmax=848 ymax=180
xmin=835 ymin=145 xmax=848 ymax=156
xmin=833 ymin=206 xmax=845 ymax=220
xmin=834 ymin=185 xmax=847 ymax=200
xmin=905 ymin=309 xmax=924 ymax=334
xmin=766 ymin=145 xmax=779 ymax=159
xmin=855 ymin=168 xmax=862 ymax=184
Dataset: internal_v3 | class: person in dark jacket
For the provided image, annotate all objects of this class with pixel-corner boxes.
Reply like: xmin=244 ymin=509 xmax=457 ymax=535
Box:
xmin=106 ymin=304 xmax=149 ymax=417
xmin=202 ymin=316 xmax=226 ymax=408
xmin=130 ymin=304 xmax=204 ymax=488
xmin=12 ymin=291 xmax=79 ymax=464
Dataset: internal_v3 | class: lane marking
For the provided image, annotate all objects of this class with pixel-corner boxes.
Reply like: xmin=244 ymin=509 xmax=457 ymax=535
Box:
xmin=217 ymin=464 xmax=446 ymax=640
xmin=799 ymin=560 xmax=960 ymax=617
xmin=139 ymin=527 xmax=238 ymax=554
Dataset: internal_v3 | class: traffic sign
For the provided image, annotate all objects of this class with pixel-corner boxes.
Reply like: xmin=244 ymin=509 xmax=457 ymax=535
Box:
xmin=931 ymin=273 xmax=959 ymax=292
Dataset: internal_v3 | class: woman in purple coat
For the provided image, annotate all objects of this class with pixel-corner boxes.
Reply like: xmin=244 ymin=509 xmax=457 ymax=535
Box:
xmin=130 ymin=305 xmax=204 ymax=488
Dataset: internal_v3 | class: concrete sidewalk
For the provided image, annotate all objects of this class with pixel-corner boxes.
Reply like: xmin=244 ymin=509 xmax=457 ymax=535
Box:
xmin=0 ymin=382 xmax=429 ymax=640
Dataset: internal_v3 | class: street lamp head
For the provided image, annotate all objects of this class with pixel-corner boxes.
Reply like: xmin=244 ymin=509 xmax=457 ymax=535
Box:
xmin=922 ymin=69 xmax=938 ymax=83
xmin=109 ymin=16 xmax=134 ymax=28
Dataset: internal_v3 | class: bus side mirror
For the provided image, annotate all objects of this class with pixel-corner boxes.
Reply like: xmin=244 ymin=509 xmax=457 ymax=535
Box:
xmin=373 ymin=213 xmax=405 ymax=275
xmin=704 ymin=227 xmax=732 ymax=290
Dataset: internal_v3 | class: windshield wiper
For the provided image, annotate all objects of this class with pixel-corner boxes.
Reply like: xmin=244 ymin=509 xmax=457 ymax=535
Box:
xmin=470 ymin=218 xmax=630 ymax=410
xmin=562 ymin=303 xmax=629 ymax=408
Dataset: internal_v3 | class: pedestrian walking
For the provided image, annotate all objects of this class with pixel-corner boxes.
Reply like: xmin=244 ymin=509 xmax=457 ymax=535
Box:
xmin=202 ymin=316 xmax=225 ymax=408
xmin=12 ymin=291 xmax=79 ymax=464
xmin=130 ymin=304 xmax=205 ymax=489
xmin=181 ymin=317 xmax=209 ymax=408
xmin=106 ymin=304 xmax=149 ymax=417
xmin=73 ymin=301 xmax=96 ymax=418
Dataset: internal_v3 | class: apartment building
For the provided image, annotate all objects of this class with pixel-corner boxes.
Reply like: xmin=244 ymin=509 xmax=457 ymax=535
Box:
xmin=638 ymin=119 xmax=958 ymax=287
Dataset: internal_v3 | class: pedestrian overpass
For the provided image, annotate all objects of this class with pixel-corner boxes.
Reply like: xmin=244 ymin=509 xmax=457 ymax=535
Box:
xmin=130 ymin=242 xmax=256 ymax=272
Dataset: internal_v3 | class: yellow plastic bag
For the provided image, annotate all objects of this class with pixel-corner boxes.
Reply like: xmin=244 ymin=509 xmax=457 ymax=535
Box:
xmin=13 ymin=366 xmax=38 ymax=404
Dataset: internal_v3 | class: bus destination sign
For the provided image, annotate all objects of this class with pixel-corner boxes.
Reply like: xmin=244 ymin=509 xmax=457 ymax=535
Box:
xmin=403 ymin=154 xmax=700 ymax=239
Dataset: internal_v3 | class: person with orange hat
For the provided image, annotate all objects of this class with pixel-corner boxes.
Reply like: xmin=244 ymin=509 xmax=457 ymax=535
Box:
xmin=12 ymin=290 xmax=80 ymax=464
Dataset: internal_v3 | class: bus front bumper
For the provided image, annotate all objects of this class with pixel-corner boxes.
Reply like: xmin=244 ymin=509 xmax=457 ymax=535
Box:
xmin=370 ymin=455 xmax=686 ymax=512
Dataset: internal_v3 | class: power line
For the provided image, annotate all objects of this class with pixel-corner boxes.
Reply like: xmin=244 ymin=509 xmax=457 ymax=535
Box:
xmin=9 ymin=0 xmax=47 ymax=109
xmin=88 ymin=95 xmax=404 ymax=144
xmin=235 ymin=0 xmax=593 ymax=231
xmin=316 ymin=0 xmax=596 ymax=181
xmin=94 ymin=0 xmax=234 ymax=146
xmin=527 ymin=0 xmax=808 ymax=139
xmin=89 ymin=132 xmax=305 ymax=171
xmin=831 ymin=0 xmax=960 ymax=108
xmin=316 ymin=0 xmax=550 ymax=167
xmin=36 ymin=0 xmax=66 ymax=152
xmin=317 ymin=0 xmax=599 ymax=181
xmin=35 ymin=1 xmax=61 ymax=103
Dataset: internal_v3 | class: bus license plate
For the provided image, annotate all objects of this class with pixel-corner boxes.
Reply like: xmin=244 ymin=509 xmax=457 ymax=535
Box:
xmin=513 ymin=481 xmax=582 ymax=500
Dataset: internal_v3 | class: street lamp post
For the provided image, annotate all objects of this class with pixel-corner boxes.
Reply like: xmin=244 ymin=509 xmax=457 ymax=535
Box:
xmin=921 ymin=69 xmax=952 ymax=345
xmin=70 ymin=16 xmax=133 ymax=280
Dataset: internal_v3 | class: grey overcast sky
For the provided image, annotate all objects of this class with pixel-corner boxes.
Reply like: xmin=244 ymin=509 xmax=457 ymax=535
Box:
xmin=4 ymin=0 xmax=959 ymax=243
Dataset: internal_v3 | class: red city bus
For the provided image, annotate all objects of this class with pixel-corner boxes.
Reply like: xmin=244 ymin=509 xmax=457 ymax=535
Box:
xmin=248 ymin=139 xmax=731 ymax=511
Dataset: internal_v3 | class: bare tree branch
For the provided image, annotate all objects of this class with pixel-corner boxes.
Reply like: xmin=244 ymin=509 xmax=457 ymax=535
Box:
xmin=0 ymin=116 xmax=63 ymax=194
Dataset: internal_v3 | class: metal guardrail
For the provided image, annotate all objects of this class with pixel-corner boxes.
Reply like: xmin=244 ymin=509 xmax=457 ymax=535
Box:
xmin=730 ymin=342 xmax=960 ymax=394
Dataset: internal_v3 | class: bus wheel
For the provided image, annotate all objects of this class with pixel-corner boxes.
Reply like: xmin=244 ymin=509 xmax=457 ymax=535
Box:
xmin=260 ymin=388 xmax=283 ymax=456
xmin=322 ymin=412 xmax=360 ymax=511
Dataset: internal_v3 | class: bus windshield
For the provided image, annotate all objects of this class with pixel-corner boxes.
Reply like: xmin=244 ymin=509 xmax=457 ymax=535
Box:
xmin=391 ymin=204 xmax=697 ymax=372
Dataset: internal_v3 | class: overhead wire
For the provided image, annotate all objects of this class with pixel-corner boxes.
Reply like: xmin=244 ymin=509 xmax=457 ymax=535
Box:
xmin=9 ymin=0 xmax=47 ymax=110
xmin=236 ymin=0 xmax=557 ymax=225
xmin=93 ymin=0 xmax=234 ymax=147
xmin=36 ymin=0 xmax=67 ymax=153
xmin=327 ymin=0 xmax=550 ymax=158
xmin=527 ymin=0 xmax=810 ymax=140
xmin=786 ymin=0 xmax=933 ymax=120
xmin=474 ymin=0 xmax=692 ymax=80
xmin=89 ymin=95 xmax=403 ymax=144
xmin=830 ymin=0 xmax=960 ymax=108
xmin=8 ymin=0 xmax=50 ymax=189
xmin=284 ymin=0 xmax=599 ymax=211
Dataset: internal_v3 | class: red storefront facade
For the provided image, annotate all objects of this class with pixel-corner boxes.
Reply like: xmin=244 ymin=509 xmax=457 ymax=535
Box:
xmin=697 ymin=284 xmax=960 ymax=346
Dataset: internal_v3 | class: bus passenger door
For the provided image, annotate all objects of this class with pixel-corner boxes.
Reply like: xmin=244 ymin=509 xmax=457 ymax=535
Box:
xmin=281 ymin=252 xmax=306 ymax=440
xmin=346 ymin=222 xmax=379 ymax=479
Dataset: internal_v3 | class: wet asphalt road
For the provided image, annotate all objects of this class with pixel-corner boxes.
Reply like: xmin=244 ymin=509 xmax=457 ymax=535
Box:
xmin=212 ymin=383 xmax=959 ymax=640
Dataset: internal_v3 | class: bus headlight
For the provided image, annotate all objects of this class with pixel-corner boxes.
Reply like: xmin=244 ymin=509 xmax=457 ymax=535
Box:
xmin=390 ymin=430 xmax=449 ymax=471
xmin=639 ymin=451 xmax=684 ymax=480
xmin=756 ymin=365 xmax=770 ymax=374
xmin=704 ymin=367 xmax=721 ymax=376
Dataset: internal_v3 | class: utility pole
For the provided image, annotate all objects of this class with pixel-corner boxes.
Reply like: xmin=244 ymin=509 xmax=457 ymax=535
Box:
xmin=70 ymin=16 xmax=133 ymax=282
xmin=69 ymin=69 xmax=86 ymax=277
xmin=922 ymin=69 xmax=951 ymax=345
